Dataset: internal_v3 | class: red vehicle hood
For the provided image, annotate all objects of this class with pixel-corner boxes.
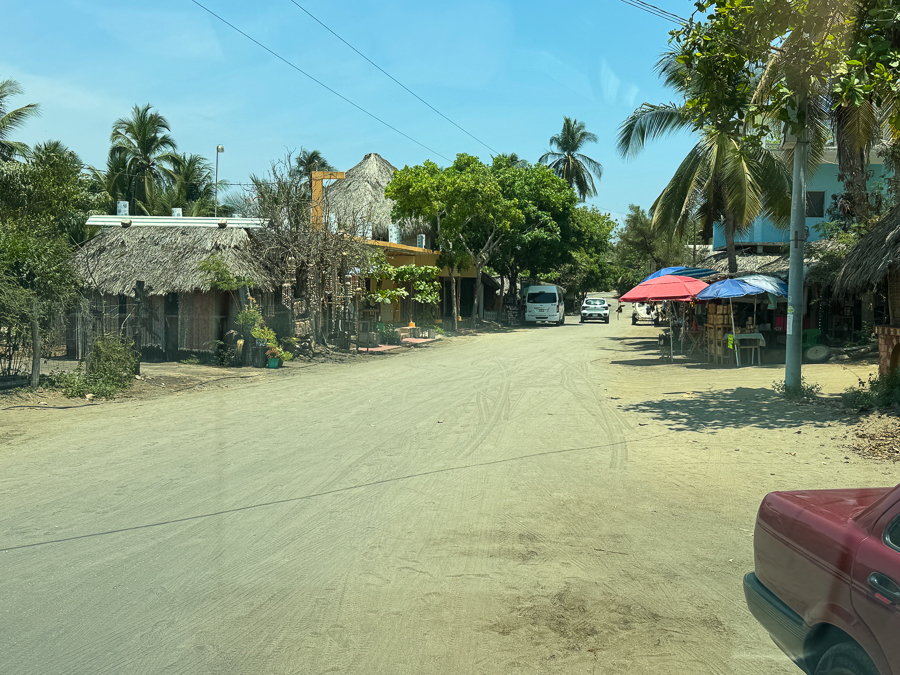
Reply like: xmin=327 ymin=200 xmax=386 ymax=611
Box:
xmin=774 ymin=488 xmax=893 ymax=522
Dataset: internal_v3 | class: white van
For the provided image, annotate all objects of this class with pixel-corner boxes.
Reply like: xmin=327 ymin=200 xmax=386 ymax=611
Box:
xmin=524 ymin=285 xmax=566 ymax=325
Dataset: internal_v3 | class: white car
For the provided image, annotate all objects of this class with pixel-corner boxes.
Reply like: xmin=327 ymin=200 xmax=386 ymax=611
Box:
xmin=580 ymin=298 xmax=610 ymax=323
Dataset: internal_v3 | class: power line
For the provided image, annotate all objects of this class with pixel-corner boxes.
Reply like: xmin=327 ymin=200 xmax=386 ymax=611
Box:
xmin=619 ymin=0 xmax=686 ymax=24
xmin=188 ymin=0 xmax=453 ymax=163
xmin=286 ymin=0 xmax=498 ymax=156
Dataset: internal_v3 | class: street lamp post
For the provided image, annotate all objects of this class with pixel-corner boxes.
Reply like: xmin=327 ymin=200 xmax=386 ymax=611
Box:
xmin=215 ymin=145 xmax=224 ymax=217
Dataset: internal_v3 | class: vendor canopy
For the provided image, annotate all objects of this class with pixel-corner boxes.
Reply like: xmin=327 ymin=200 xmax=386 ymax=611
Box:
xmin=641 ymin=266 xmax=718 ymax=283
xmin=696 ymin=275 xmax=788 ymax=300
xmin=620 ymin=275 xmax=708 ymax=302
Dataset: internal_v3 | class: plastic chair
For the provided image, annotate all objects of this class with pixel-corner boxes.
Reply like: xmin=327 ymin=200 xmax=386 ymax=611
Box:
xmin=802 ymin=329 xmax=821 ymax=351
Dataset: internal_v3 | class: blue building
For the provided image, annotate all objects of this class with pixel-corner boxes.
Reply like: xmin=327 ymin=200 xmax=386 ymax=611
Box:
xmin=712 ymin=147 xmax=890 ymax=252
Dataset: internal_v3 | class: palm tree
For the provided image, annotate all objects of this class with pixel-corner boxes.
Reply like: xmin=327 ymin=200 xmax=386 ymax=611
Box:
xmin=293 ymin=147 xmax=334 ymax=197
xmin=539 ymin=117 xmax=603 ymax=200
xmin=618 ymin=55 xmax=791 ymax=273
xmin=0 ymin=78 xmax=39 ymax=161
xmin=32 ymin=140 xmax=82 ymax=171
xmin=89 ymin=149 xmax=130 ymax=214
xmin=494 ymin=152 xmax=529 ymax=168
xmin=110 ymin=104 xmax=179 ymax=211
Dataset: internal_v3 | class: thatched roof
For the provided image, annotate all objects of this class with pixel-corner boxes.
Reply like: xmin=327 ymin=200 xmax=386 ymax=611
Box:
xmin=697 ymin=239 xmax=836 ymax=282
xmin=325 ymin=152 xmax=424 ymax=237
xmin=75 ymin=225 xmax=273 ymax=296
xmin=697 ymin=250 xmax=791 ymax=278
xmin=834 ymin=206 xmax=900 ymax=294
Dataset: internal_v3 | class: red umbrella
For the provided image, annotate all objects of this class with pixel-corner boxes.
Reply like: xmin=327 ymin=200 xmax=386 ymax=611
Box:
xmin=620 ymin=275 xmax=708 ymax=302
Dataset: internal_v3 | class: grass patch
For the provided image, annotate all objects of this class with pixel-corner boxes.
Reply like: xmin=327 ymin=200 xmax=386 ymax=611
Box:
xmin=773 ymin=377 xmax=822 ymax=401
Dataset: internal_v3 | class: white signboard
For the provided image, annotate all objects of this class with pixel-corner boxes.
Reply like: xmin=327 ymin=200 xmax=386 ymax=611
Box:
xmin=417 ymin=234 xmax=426 ymax=249
xmin=388 ymin=224 xmax=400 ymax=244
xmin=117 ymin=201 xmax=129 ymax=216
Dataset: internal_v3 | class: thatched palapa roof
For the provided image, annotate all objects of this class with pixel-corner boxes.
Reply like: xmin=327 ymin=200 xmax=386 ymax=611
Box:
xmin=75 ymin=223 xmax=272 ymax=296
xmin=325 ymin=152 xmax=424 ymax=237
xmin=834 ymin=206 xmax=900 ymax=294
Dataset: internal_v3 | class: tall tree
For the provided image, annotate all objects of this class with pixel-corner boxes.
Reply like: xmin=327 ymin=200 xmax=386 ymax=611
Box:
xmin=539 ymin=116 xmax=603 ymax=201
xmin=618 ymin=52 xmax=791 ymax=273
xmin=0 ymin=78 xmax=39 ymax=162
xmin=109 ymin=104 xmax=179 ymax=212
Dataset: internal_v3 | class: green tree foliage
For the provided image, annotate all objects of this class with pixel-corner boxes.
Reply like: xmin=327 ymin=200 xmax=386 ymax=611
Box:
xmin=108 ymin=103 xmax=179 ymax=212
xmin=540 ymin=206 xmax=616 ymax=302
xmin=618 ymin=49 xmax=791 ymax=274
xmin=0 ymin=154 xmax=99 ymax=379
xmin=0 ymin=78 xmax=39 ymax=161
xmin=613 ymin=205 xmax=688 ymax=292
xmin=293 ymin=147 xmax=335 ymax=198
xmin=539 ymin=117 xmax=603 ymax=201
xmin=490 ymin=156 xmax=578 ymax=298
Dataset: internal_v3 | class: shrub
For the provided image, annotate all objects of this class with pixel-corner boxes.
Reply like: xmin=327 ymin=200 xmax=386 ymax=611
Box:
xmin=843 ymin=371 xmax=900 ymax=411
xmin=773 ymin=377 xmax=822 ymax=401
xmin=49 ymin=334 xmax=136 ymax=399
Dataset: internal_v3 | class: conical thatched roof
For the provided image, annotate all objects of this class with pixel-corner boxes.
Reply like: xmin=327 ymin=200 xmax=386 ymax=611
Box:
xmin=325 ymin=152 xmax=423 ymax=237
xmin=834 ymin=206 xmax=900 ymax=294
xmin=75 ymin=225 xmax=272 ymax=296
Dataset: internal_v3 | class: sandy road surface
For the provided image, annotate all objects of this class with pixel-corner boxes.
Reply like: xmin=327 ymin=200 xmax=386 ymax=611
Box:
xmin=1 ymin=318 xmax=896 ymax=674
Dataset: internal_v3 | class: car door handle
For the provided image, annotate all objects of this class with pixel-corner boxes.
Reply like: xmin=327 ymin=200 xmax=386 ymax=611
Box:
xmin=868 ymin=572 xmax=900 ymax=604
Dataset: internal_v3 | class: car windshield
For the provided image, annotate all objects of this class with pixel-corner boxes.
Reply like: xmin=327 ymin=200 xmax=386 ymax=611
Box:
xmin=527 ymin=292 xmax=557 ymax=304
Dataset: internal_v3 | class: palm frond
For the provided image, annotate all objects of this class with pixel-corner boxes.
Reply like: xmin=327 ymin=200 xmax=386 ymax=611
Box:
xmin=617 ymin=103 xmax=690 ymax=159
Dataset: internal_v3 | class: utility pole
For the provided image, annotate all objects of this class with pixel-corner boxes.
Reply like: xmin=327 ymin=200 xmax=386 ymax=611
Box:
xmin=215 ymin=145 xmax=224 ymax=217
xmin=785 ymin=95 xmax=808 ymax=390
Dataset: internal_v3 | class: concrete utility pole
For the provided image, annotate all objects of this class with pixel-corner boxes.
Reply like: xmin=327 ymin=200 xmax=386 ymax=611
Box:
xmin=215 ymin=145 xmax=224 ymax=217
xmin=785 ymin=95 xmax=808 ymax=390
xmin=310 ymin=171 xmax=345 ymax=230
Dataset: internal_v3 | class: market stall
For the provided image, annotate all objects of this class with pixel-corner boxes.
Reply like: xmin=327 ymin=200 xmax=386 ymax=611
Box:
xmin=620 ymin=275 xmax=709 ymax=362
xmin=696 ymin=276 xmax=787 ymax=366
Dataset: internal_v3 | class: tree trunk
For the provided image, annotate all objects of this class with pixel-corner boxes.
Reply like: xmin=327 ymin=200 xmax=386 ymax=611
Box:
xmin=724 ymin=211 xmax=738 ymax=274
xmin=508 ymin=269 xmax=519 ymax=304
xmin=30 ymin=296 xmax=40 ymax=388
xmin=472 ymin=263 xmax=482 ymax=325
xmin=498 ymin=275 xmax=505 ymax=321
xmin=449 ymin=270 xmax=458 ymax=332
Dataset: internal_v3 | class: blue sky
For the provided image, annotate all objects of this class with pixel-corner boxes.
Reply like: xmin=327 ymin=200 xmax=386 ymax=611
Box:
xmin=3 ymin=0 xmax=699 ymax=223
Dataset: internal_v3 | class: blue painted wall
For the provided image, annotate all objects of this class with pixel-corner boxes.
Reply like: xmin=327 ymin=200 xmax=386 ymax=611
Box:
xmin=712 ymin=161 xmax=890 ymax=248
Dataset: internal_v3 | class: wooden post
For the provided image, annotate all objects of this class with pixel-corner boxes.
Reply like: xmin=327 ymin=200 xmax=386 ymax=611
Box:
xmin=30 ymin=296 xmax=40 ymax=388
xmin=310 ymin=171 xmax=345 ymax=230
xmin=133 ymin=281 xmax=144 ymax=375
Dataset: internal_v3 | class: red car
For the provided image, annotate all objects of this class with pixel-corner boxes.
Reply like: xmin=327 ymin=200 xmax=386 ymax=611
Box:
xmin=744 ymin=483 xmax=900 ymax=674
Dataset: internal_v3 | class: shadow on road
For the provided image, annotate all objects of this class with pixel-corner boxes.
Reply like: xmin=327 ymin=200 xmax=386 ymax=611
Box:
xmin=621 ymin=386 xmax=834 ymax=431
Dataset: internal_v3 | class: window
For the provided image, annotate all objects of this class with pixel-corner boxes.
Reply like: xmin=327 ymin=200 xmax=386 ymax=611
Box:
xmin=527 ymin=291 xmax=557 ymax=304
xmin=806 ymin=191 xmax=825 ymax=218
xmin=885 ymin=514 xmax=900 ymax=552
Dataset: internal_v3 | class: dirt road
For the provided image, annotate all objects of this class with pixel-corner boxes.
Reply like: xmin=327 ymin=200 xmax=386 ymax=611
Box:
xmin=1 ymin=319 xmax=896 ymax=674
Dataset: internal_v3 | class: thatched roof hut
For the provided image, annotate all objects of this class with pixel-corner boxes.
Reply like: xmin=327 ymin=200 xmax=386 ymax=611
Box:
xmin=75 ymin=222 xmax=273 ymax=296
xmin=325 ymin=152 xmax=424 ymax=238
xmin=835 ymin=206 xmax=900 ymax=295
xmin=698 ymin=250 xmax=791 ymax=278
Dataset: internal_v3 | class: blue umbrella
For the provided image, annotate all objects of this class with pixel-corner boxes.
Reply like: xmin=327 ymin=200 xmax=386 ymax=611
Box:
xmin=696 ymin=276 xmax=787 ymax=300
xmin=642 ymin=266 xmax=718 ymax=283
xmin=738 ymin=274 xmax=788 ymax=297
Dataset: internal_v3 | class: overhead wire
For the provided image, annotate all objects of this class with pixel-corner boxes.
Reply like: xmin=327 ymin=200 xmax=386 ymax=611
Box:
xmin=188 ymin=0 xmax=452 ymax=162
xmin=619 ymin=0 xmax=687 ymax=24
xmin=287 ymin=0 xmax=498 ymax=156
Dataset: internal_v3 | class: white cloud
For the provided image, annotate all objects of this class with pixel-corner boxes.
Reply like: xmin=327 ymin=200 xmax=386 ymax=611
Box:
xmin=521 ymin=51 xmax=594 ymax=100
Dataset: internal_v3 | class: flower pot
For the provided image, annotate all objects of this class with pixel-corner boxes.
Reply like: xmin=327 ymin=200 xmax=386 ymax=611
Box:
xmin=267 ymin=357 xmax=280 ymax=368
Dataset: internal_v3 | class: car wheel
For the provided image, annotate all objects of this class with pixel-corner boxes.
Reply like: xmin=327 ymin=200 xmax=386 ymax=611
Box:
xmin=580 ymin=317 xmax=584 ymax=323
xmin=814 ymin=643 xmax=879 ymax=675
xmin=604 ymin=318 xmax=610 ymax=323
xmin=632 ymin=316 xmax=637 ymax=325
